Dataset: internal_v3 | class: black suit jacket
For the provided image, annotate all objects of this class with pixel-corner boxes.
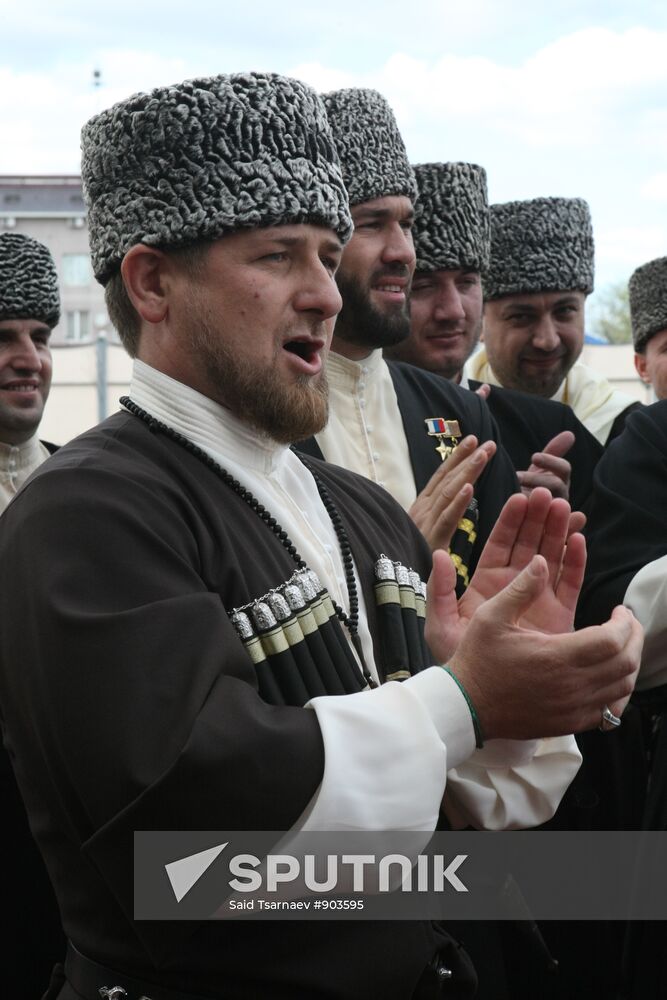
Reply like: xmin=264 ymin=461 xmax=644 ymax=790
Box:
xmin=3 ymin=439 xmax=65 ymax=999
xmin=468 ymin=380 xmax=604 ymax=513
xmin=298 ymin=360 xmax=518 ymax=574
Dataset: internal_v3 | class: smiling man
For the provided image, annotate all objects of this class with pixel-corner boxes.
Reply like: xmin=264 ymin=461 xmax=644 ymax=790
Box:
xmin=0 ymin=230 xmax=65 ymax=1000
xmin=0 ymin=73 xmax=643 ymax=1000
xmin=386 ymin=162 xmax=604 ymax=511
xmin=0 ymin=232 xmax=58 ymax=512
xmin=298 ymin=88 xmax=519 ymax=587
xmin=630 ymin=255 xmax=667 ymax=401
xmin=465 ymin=197 xmax=639 ymax=445
xmin=386 ymin=162 xmax=488 ymax=384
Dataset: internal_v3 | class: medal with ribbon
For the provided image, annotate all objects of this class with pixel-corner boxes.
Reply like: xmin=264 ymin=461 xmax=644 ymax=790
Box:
xmin=424 ymin=417 xmax=462 ymax=462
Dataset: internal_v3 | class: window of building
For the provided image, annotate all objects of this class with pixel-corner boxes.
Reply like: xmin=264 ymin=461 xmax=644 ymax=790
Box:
xmin=65 ymin=310 xmax=91 ymax=342
xmin=62 ymin=253 xmax=92 ymax=286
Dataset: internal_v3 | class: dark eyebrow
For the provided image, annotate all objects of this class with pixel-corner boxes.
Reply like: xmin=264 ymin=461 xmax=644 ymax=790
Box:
xmin=552 ymin=295 xmax=581 ymax=307
xmin=501 ymin=303 xmax=539 ymax=317
xmin=262 ymin=235 xmax=343 ymax=254
xmin=352 ymin=207 xmax=415 ymax=224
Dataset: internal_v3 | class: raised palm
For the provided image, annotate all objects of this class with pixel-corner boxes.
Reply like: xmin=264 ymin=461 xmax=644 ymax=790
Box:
xmin=426 ymin=488 xmax=587 ymax=663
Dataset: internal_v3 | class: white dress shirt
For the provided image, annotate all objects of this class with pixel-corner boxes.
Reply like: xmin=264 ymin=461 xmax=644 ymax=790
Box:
xmin=315 ymin=349 xmax=417 ymax=510
xmin=464 ymin=349 xmax=638 ymax=445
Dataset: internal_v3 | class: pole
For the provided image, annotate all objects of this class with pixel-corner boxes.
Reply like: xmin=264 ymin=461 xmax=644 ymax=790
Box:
xmin=96 ymin=331 xmax=107 ymax=422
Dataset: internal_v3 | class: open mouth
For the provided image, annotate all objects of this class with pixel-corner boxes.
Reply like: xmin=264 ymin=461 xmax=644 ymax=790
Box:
xmin=283 ymin=341 xmax=318 ymax=362
xmin=282 ymin=339 xmax=324 ymax=375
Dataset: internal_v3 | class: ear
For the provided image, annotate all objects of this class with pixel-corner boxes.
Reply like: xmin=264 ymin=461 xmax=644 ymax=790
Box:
xmin=634 ymin=352 xmax=650 ymax=384
xmin=120 ymin=245 xmax=171 ymax=325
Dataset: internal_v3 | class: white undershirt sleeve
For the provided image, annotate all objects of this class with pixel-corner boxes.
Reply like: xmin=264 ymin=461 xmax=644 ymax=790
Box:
xmin=296 ymin=668 xmax=581 ymax=833
xmin=624 ymin=555 xmax=667 ymax=690
xmin=298 ymin=667 xmax=474 ymax=831
xmin=442 ymin=735 xmax=581 ymax=831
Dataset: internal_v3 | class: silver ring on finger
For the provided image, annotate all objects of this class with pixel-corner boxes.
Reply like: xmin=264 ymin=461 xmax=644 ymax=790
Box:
xmin=599 ymin=705 xmax=622 ymax=732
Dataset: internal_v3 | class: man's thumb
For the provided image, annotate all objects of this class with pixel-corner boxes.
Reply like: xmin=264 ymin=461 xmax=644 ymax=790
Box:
xmin=427 ymin=548 xmax=457 ymax=605
xmin=484 ymin=555 xmax=548 ymax=623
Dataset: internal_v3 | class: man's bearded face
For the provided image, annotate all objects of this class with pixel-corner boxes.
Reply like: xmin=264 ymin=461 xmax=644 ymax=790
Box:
xmin=332 ymin=195 xmax=415 ymax=352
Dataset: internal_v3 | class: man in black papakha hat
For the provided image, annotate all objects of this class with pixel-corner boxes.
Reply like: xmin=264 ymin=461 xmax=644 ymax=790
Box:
xmin=0 ymin=231 xmax=59 ymax=512
xmin=630 ymin=255 xmax=667 ymax=401
xmin=385 ymin=161 xmax=604 ymax=514
xmin=0 ymin=72 xmax=642 ymax=1000
xmin=465 ymin=197 xmax=640 ymax=445
xmin=297 ymin=88 xmax=519 ymax=591
xmin=0 ymin=230 xmax=66 ymax=1000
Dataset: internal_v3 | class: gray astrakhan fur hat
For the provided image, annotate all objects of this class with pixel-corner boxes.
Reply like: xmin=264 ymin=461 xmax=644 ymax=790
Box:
xmin=81 ymin=72 xmax=353 ymax=284
xmin=485 ymin=196 xmax=595 ymax=300
xmin=412 ymin=162 xmax=489 ymax=274
xmin=323 ymin=88 xmax=418 ymax=207
xmin=0 ymin=232 xmax=60 ymax=327
xmin=629 ymin=256 xmax=667 ymax=351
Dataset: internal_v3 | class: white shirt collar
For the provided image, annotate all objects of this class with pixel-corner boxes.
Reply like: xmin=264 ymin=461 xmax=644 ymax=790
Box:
xmin=0 ymin=433 xmax=46 ymax=470
xmin=326 ymin=348 xmax=384 ymax=390
xmin=128 ymin=358 xmax=289 ymax=476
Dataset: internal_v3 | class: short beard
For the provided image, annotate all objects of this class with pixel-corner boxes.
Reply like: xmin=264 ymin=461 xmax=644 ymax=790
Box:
xmin=502 ymin=356 xmax=573 ymax=399
xmin=386 ymin=315 xmax=483 ymax=382
xmin=334 ymin=269 xmax=411 ymax=350
xmin=184 ymin=305 xmax=329 ymax=445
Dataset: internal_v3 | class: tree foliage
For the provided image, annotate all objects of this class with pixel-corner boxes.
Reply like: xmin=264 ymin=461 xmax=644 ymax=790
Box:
xmin=589 ymin=280 xmax=633 ymax=345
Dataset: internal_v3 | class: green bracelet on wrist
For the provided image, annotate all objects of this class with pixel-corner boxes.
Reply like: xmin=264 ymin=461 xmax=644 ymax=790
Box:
xmin=441 ymin=666 xmax=485 ymax=749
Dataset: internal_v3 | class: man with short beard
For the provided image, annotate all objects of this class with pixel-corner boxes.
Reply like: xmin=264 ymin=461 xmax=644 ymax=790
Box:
xmin=0 ymin=232 xmax=59 ymax=511
xmin=465 ymin=197 xmax=639 ymax=445
xmin=386 ymin=162 xmax=604 ymax=512
xmin=0 ymin=73 xmax=642 ymax=1000
xmin=298 ymin=88 xmax=519 ymax=590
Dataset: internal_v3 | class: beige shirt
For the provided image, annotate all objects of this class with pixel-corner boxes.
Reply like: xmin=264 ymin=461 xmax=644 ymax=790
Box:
xmin=464 ymin=349 xmax=638 ymax=445
xmin=315 ymin=349 xmax=417 ymax=510
xmin=0 ymin=435 xmax=50 ymax=513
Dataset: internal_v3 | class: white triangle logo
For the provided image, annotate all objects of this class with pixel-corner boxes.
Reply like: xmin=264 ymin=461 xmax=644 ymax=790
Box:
xmin=165 ymin=842 xmax=228 ymax=903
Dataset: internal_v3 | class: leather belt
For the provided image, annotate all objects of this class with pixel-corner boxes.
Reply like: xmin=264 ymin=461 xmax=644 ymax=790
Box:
xmin=64 ymin=943 xmax=218 ymax=1000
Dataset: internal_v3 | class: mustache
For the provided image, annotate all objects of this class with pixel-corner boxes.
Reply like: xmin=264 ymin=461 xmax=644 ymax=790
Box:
xmin=520 ymin=348 xmax=567 ymax=360
xmin=369 ymin=263 xmax=411 ymax=284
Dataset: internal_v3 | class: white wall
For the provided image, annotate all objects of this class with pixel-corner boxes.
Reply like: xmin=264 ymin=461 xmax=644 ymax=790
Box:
xmin=580 ymin=343 xmax=654 ymax=405
xmin=40 ymin=341 xmax=132 ymax=445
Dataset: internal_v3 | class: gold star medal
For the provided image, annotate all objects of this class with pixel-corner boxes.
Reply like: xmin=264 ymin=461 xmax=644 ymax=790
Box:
xmin=424 ymin=417 xmax=461 ymax=462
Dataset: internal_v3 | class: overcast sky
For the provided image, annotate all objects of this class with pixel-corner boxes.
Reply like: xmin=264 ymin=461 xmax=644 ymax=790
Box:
xmin=2 ymin=0 xmax=666 ymax=306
